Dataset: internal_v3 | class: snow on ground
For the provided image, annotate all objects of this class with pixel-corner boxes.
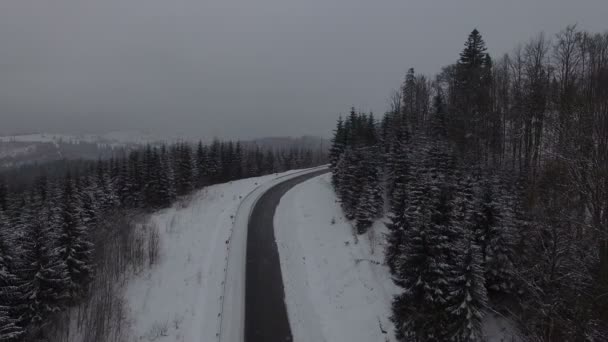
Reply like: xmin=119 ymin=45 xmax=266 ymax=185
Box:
xmin=119 ymin=168 xmax=325 ymax=342
xmin=275 ymin=174 xmax=400 ymax=342
xmin=274 ymin=173 xmax=520 ymax=342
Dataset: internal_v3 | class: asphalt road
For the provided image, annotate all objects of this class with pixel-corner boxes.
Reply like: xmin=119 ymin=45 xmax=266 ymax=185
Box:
xmin=245 ymin=169 xmax=329 ymax=342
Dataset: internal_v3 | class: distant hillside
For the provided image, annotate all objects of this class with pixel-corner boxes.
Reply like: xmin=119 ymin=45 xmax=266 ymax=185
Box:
xmin=0 ymin=132 xmax=328 ymax=168
xmin=0 ymin=131 xmax=162 ymax=168
xmin=247 ymin=136 xmax=329 ymax=150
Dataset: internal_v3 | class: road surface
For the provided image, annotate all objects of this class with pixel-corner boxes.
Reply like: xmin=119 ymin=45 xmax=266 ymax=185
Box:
xmin=245 ymin=169 xmax=329 ymax=342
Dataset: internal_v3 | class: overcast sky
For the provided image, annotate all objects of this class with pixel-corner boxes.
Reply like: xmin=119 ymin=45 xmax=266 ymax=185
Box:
xmin=0 ymin=0 xmax=606 ymax=139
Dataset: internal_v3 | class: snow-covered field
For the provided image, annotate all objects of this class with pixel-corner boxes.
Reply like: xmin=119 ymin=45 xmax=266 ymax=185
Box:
xmin=119 ymin=167 xmax=325 ymax=342
xmin=274 ymin=174 xmax=519 ymax=342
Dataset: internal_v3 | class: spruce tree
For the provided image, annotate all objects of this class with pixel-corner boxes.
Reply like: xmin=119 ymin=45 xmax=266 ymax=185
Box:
xmin=355 ymin=149 xmax=383 ymax=234
xmin=392 ymin=187 xmax=456 ymax=341
xmin=0 ymin=233 xmax=24 ymax=341
xmin=207 ymin=140 xmax=221 ymax=183
xmin=385 ymin=141 xmax=411 ymax=273
xmin=19 ymin=213 xmax=69 ymax=326
xmin=195 ymin=141 xmax=208 ymax=189
xmin=448 ymin=235 xmax=488 ymax=342
xmin=430 ymin=89 xmax=448 ymax=139
xmin=234 ymin=142 xmax=244 ymax=179
xmin=330 ymin=116 xmax=347 ymax=187
xmin=264 ymin=150 xmax=276 ymax=174
xmin=402 ymin=68 xmax=418 ymax=130
xmin=57 ymin=174 xmax=93 ymax=300
xmin=0 ymin=176 xmax=7 ymax=212
xmin=471 ymin=180 xmax=515 ymax=292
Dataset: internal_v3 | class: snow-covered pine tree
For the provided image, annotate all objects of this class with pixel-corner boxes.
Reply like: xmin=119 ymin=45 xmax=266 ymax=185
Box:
xmin=329 ymin=116 xmax=346 ymax=187
xmin=207 ymin=140 xmax=222 ymax=183
xmin=18 ymin=206 xmax=70 ymax=327
xmin=385 ymin=138 xmax=411 ymax=273
xmin=0 ymin=176 xmax=8 ymax=212
xmin=195 ymin=141 xmax=208 ymax=189
xmin=448 ymin=234 xmax=488 ymax=342
xmin=234 ymin=142 xmax=244 ymax=179
xmin=0 ymin=305 xmax=22 ymax=342
xmin=143 ymin=145 xmax=158 ymax=207
xmin=160 ymin=144 xmax=177 ymax=203
xmin=220 ymin=141 xmax=233 ymax=181
xmin=93 ymin=159 xmax=119 ymax=213
xmin=430 ymin=88 xmax=448 ymax=139
xmin=471 ymin=179 xmax=515 ymax=293
xmin=0 ymin=225 xmax=25 ymax=341
xmin=176 ymin=143 xmax=194 ymax=196
xmin=355 ymin=147 xmax=383 ymax=234
xmin=392 ymin=186 xmax=456 ymax=341
xmin=263 ymin=150 xmax=276 ymax=174
xmin=339 ymin=148 xmax=362 ymax=220
xmin=402 ymin=68 xmax=418 ymax=131
xmin=385 ymin=108 xmax=409 ymax=201
xmin=57 ymin=174 xmax=93 ymax=301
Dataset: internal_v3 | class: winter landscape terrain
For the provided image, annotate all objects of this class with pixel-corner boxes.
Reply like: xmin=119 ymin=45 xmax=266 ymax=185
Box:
xmin=1 ymin=1 xmax=607 ymax=340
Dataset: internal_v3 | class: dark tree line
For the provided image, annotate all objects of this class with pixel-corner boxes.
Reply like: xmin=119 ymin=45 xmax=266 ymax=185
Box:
xmin=330 ymin=26 xmax=608 ymax=341
xmin=330 ymin=108 xmax=384 ymax=234
xmin=0 ymin=139 xmax=326 ymax=341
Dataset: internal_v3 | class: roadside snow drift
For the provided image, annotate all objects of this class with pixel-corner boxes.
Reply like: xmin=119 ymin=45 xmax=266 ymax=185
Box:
xmin=274 ymin=174 xmax=400 ymax=342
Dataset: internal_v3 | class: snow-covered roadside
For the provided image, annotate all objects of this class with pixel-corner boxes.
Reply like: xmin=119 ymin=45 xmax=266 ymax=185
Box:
xmin=274 ymin=173 xmax=519 ymax=342
xmin=120 ymin=167 xmax=325 ymax=342
xmin=275 ymin=174 xmax=400 ymax=342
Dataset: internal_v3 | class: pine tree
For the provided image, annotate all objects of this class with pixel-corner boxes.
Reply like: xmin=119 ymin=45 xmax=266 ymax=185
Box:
xmin=157 ymin=146 xmax=174 ymax=207
xmin=355 ymin=146 xmax=383 ymax=234
xmin=402 ymin=68 xmax=418 ymax=130
xmin=175 ymin=143 xmax=193 ymax=196
xmin=385 ymin=142 xmax=411 ymax=273
xmin=339 ymin=149 xmax=362 ymax=220
xmin=392 ymin=186 xmax=464 ymax=341
xmin=263 ymin=150 xmax=276 ymax=174
xmin=0 ymin=176 xmax=7 ymax=212
xmin=207 ymin=140 xmax=221 ymax=183
xmin=19 ymin=212 xmax=70 ymax=326
xmin=470 ymin=179 xmax=515 ymax=292
xmin=195 ymin=141 xmax=208 ymax=189
xmin=430 ymin=88 xmax=448 ymax=139
xmin=0 ymin=233 xmax=25 ymax=341
xmin=57 ymin=174 xmax=94 ymax=300
xmin=448 ymin=235 xmax=488 ymax=342
xmin=453 ymin=29 xmax=493 ymax=159
xmin=234 ymin=142 xmax=244 ymax=179
xmin=330 ymin=116 xmax=347 ymax=187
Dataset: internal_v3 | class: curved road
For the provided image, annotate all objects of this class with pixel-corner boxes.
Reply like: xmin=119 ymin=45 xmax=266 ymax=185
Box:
xmin=245 ymin=169 xmax=329 ymax=342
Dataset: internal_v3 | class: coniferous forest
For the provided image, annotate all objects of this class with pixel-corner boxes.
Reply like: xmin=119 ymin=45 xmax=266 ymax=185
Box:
xmin=0 ymin=140 xmax=326 ymax=341
xmin=330 ymin=26 xmax=608 ymax=341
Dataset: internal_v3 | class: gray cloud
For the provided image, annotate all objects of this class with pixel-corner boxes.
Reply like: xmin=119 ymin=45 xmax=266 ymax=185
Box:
xmin=0 ymin=0 xmax=606 ymax=139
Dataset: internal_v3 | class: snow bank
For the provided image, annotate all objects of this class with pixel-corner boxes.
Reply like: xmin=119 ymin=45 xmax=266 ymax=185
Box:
xmin=120 ymin=167 xmax=326 ymax=342
xmin=275 ymin=174 xmax=400 ymax=342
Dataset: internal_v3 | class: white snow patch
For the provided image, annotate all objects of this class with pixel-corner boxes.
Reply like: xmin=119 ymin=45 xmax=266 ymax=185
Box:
xmin=483 ymin=312 xmax=521 ymax=342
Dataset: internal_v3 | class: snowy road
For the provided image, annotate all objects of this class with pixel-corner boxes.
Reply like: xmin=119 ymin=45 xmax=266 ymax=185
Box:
xmin=245 ymin=169 xmax=329 ymax=342
xmin=114 ymin=168 xmax=327 ymax=342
